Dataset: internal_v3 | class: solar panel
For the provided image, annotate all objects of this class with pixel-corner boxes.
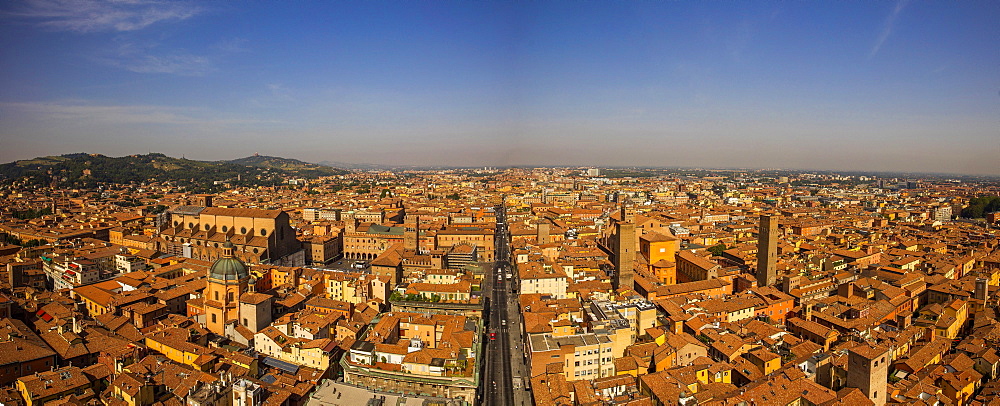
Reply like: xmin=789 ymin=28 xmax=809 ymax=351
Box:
xmin=262 ymin=357 xmax=299 ymax=374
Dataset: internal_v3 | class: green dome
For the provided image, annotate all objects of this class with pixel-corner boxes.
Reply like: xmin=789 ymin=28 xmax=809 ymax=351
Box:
xmin=209 ymin=241 xmax=249 ymax=281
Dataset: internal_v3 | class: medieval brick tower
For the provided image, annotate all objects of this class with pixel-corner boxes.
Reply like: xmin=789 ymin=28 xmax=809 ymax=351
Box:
xmin=756 ymin=214 xmax=778 ymax=287
xmin=614 ymin=206 xmax=636 ymax=291
xmin=847 ymin=344 xmax=889 ymax=406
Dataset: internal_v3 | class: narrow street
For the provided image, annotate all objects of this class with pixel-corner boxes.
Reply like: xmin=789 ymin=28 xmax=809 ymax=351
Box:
xmin=479 ymin=203 xmax=531 ymax=406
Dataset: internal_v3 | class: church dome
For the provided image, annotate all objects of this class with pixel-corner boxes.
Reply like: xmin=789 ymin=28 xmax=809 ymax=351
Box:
xmin=209 ymin=241 xmax=249 ymax=281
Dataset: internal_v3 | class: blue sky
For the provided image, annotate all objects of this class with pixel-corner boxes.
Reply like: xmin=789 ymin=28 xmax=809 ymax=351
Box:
xmin=1 ymin=1 xmax=997 ymax=174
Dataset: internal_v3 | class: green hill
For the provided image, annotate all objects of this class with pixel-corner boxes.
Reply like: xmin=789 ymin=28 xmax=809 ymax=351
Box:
xmin=228 ymin=155 xmax=349 ymax=177
xmin=0 ymin=153 xmax=349 ymax=192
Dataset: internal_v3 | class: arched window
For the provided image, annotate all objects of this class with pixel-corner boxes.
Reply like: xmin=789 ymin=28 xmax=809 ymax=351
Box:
xmin=227 ymin=292 xmax=234 ymax=301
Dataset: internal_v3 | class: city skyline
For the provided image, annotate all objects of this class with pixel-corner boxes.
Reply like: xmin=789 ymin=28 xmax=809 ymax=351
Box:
xmin=1 ymin=1 xmax=998 ymax=175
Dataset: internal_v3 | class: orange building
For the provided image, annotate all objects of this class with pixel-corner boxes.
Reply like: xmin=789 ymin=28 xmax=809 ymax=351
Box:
xmin=202 ymin=242 xmax=250 ymax=336
xmin=640 ymin=232 xmax=679 ymax=285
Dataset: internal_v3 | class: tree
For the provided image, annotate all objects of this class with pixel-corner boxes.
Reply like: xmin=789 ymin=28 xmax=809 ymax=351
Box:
xmin=961 ymin=196 xmax=1000 ymax=219
xmin=708 ymin=243 xmax=728 ymax=256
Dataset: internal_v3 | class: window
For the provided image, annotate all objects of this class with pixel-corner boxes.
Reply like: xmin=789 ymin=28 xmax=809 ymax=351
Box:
xmin=261 ymin=228 xmax=267 ymax=236
xmin=243 ymin=318 xmax=248 ymax=326
xmin=241 ymin=227 xmax=247 ymax=234
xmin=214 ymin=291 xmax=219 ymax=300
xmin=228 ymin=292 xmax=234 ymax=301
xmin=205 ymin=224 xmax=211 ymax=231
xmin=211 ymin=314 xmax=217 ymax=323
xmin=222 ymin=226 xmax=228 ymax=232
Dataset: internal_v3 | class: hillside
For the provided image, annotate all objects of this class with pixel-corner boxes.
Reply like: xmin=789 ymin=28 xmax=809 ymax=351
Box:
xmin=229 ymin=155 xmax=349 ymax=177
xmin=0 ymin=153 xmax=348 ymax=191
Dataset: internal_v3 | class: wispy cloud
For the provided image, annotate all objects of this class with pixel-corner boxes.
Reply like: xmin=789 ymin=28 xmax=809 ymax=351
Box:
xmin=2 ymin=101 xmax=275 ymax=126
xmin=5 ymin=0 xmax=200 ymax=33
xmin=94 ymin=42 xmax=212 ymax=76
xmin=213 ymin=37 xmax=250 ymax=54
xmin=267 ymin=84 xmax=295 ymax=102
xmin=870 ymin=0 xmax=910 ymax=58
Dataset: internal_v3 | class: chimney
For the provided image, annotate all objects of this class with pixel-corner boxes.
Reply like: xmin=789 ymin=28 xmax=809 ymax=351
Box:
xmin=975 ymin=278 xmax=988 ymax=301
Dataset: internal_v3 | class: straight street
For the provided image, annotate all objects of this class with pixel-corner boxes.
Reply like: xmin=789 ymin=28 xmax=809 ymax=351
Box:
xmin=479 ymin=203 xmax=531 ymax=406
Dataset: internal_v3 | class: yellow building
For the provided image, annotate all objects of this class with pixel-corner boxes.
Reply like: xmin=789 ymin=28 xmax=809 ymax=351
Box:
xmin=109 ymin=372 xmax=155 ymax=406
xmin=746 ymin=348 xmax=781 ymax=375
xmin=254 ymin=327 xmax=335 ymax=370
xmin=144 ymin=332 xmax=217 ymax=371
xmin=17 ymin=366 xmax=93 ymax=406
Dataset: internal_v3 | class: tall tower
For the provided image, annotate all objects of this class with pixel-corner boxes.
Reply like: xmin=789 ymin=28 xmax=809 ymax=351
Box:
xmin=403 ymin=223 xmax=418 ymax=252
xmin=614 ymin=206 xmax=636 ymax=291
xmin=536 ymin=219 xmax=550 ymax=245
xmin=975 ymin=278 xmax=988 ymax=301
xmin=756 ymin=214 xmax=778 ymax=287
xmin=344 ymin=211 xmax=356 ymax=234
xmin=847 ymin=344 xmax=889 ymax=406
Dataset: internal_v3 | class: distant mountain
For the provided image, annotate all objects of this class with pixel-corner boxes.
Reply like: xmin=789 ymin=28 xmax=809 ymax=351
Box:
xmin=318 ymin=160 xmax=459 ymax=171
xmin=0 ymin=153 xmax=349 ymax=191
xmin=317 ymin=160 xmax=399 ymax=171
xmin=229 ymin=155 xmax=349 ymax=177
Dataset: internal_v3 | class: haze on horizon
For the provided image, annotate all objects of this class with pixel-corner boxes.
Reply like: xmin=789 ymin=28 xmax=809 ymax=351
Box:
xmin=1 ymin=1 xmax=997 ymax=175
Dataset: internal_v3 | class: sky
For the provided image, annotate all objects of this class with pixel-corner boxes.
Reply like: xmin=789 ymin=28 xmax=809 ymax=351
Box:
xmin=1 ymin=1 xmax=998 ymax=175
